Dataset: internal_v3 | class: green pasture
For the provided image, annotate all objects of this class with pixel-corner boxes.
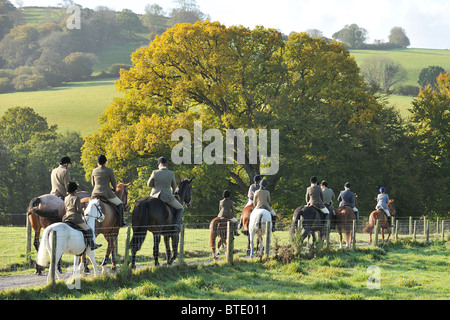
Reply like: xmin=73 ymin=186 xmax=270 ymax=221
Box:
xmin=0 ymin=79 xmax=122 ymax=136
xmin=351 ymin=48 xmax=450 ymax=87
xmin=0 ymin=222 xmax=448 ymax=299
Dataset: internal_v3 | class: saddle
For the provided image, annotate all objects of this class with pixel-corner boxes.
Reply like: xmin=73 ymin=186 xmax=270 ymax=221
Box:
xmin=92 ymin=195 xmax=120 ymax=216
xmin=63 ymin=221 xmax=89 ymax=256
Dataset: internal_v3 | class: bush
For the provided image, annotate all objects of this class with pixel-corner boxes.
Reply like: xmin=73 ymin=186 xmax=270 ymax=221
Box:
xmin=108 ymin=63 xmax=132 ymax=77
xmin=12 ymin=74 xmax=47 ymax=91
xmin=394 ymin=85 xmax=420 ymax=96
xmin=0 ymin=77 xmax=13 ymax=93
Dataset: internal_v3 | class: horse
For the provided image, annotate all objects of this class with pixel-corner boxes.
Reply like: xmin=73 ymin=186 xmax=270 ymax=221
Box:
xmin=209 ymin=217 xmax=230 ymax=259
xmin=335 ymin=205 xmax=356 ymax=249
xmin=364 ymin=199 xmax=395 ymax=244
xmin=290 ymin=205 xmax=327 ymax=248
xmin=130 ymin=178 xmax=193 ymax=268
xmin=36 ymin=198 xmax=105 ymax=284
xmin=239 ymin=204 xmax=253 ymax=255
xmin=248 ymin=208 xmax=272 ymax=258
xmin=93 ymin=182 xmax=130 ymax=271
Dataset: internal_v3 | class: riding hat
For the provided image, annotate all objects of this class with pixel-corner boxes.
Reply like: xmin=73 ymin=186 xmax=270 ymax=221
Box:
xmin=157 ymin=156 xmax=168 ymax=166
xmin=98 ymin=154 xmax=107 ymax=165
xmin=253 ymin=175 xmax=262 ymax=182
xmin=66 ymin=181 xmax=78 ymax=193
xmin=260 ymin=179 xmax=268 ymax=188
xmin=344 ymin=182 xmax=351 ymax=188
xmin=60 ymin=156 xmax=71 ymax=165
xmin=379 ymin=187 xmax=386 ymax=193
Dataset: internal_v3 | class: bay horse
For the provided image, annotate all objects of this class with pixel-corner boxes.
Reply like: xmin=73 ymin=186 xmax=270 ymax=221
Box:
xmin=290 ymin=205 xmax=327 ymax=248
xmin=36 ymin=198 xmax=105 ymax=283
xmin=248 ymin=208 xmax=272 ymax=258
xmin=364 ymin=199 xmax=395 ymax=244
xmin=92 ymin=182 xmax=130 ymax=271
xmin=335 ymin=205 xmax=356 ymax=249
xmin=130 ymin=178 xmax=193 ymax=268
xmin=209 ymin=217 xmax=230 ymax=259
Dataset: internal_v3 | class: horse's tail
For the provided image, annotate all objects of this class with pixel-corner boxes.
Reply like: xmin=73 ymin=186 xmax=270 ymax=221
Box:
xmin=209 ymin=218 xmax=218 ymax=248
xmin=36 ymin=225 xmax=52 ymax=266
xmin=364 ymin=213 xmax=376 ymax=233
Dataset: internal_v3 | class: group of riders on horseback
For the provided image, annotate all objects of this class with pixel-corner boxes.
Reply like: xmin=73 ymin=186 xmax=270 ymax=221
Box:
xmin=47 ymin=154 xmax=392 ymax=254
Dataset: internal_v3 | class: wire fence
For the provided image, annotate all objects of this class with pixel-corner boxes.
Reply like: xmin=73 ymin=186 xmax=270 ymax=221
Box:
xmin=0 ymin=214 xmax=448 ymax=280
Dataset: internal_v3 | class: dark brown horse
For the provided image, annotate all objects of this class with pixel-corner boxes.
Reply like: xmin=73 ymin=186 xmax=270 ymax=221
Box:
xmin=364 ymin=199 xmax=395 ymax=244
xmin=335 ymin=206 xmax=356 ymax=249
xmin=93 ymin=182 xmax=130 ymax=271
xmin=209 ymin=217 xmax=230 ymax=259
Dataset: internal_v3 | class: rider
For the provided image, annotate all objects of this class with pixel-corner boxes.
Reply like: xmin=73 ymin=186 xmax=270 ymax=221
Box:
xmin=253 ymin=179 xmax=277 ymax=232
xmin=50 ymin=156 xmax=71 ymax=200
xmin=217 ymin=190 xmax=239 ymax=236
xmin=376 ymin=187 xmax=392 ymax=226
xmin=337 ymin=182 xmax=360 ymax=221
xmin=306 ymin=176 xmax=329 ymax=218
xmin=147 ymin=156 xmax=183 ymax=232
xmin=246 ymin=175 xmax=262 ymax=207
xmin=91 ymin=155 xmax=126 ymax=227
xmin=321 ymin=180 xmax=336 ymax=216
xmin=63 ymin=181 xmax=101 ymax=250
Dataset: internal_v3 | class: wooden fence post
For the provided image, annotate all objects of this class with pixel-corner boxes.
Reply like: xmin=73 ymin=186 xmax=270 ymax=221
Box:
xmin=423 ymin=217 xmax=427 ymax=237
xmin=374 ymin=220 xmax=379 ymax=246
xmin=122 ymin=226 xmax=131 ymax=273
xmin=409 ymin=216 xmax=412 ymax=235
xmin=264 ymin=221 xmax=271 ymax=260
xmin=395 ymin=220 xmax=399 ymax=241
xmin=49 ymin=230 xmax=57 ymax=286
xmin=436 ymin=218 xmax=439 ymax=236
xmin=226 ymin=221 xmax=233 ymax=265
xmin=413 ymin=220 xmax=417 ymax=240
xmin=326 ymin=220 xmax=331 ymax=248
xmin=26 ymin=214 xmax=32 ymax=265
xmin=426 ymin=220 xmax=430 ymax=243
xmin=179 ymin=224 xmax=185 ymax=265
xmin=442 ymin=220 xmax=445 ymax=241
xmin=391 ymin=216 xmax=395 ymax=235
xmin=352 ymin=220 xmax=356 ymax=250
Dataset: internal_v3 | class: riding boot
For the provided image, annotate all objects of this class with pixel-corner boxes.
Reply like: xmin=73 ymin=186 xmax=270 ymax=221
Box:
xmin=234 ymin=222 xmax=240 ymax=236
xmin=117 ymin=203 xmax=126 ymax=227
xmin=387 ymin=216 xmax=392 ymax=227
xmin=271 ymin=215 xmax=277 ymax=232
xmin=85 ymin=228 xmax=102 ymax=250
xmin=174 ymin=208 xmax=183 ymax=232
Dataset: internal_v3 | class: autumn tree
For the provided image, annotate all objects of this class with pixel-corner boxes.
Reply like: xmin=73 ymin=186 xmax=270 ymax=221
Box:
xmin=82 ymin=21 xmax=389 ymax=217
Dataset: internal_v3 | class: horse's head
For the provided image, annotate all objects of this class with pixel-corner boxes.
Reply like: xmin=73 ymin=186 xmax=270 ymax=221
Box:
xmin=388 ymin=199 xmax=396 ymax=215
xmin=175 ymin=178 xmax=193 ymax=208
xmin=84 ymin=198 xmax=105 ymax=223
xmin=116 ymin=183 xmax=130 ymax=211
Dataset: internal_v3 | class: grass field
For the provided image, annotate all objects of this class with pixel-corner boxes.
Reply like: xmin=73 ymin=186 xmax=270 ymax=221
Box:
xmin=0 ymin=79 xmax=123 ymax=136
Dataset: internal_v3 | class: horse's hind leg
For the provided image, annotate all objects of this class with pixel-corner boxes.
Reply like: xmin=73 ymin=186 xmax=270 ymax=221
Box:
xmin=163 ymin=235 xmax=172 ymax=265
xmin=153 ymin=234 xmax=161 ymax=266
xmin=170 ymin=234 xmax=179 ymax=265
xmin=130 ymin=228 xmax=147 ymax=269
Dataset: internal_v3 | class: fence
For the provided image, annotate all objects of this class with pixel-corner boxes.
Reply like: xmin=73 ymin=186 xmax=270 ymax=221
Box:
xmin=0 ymin=214 xmax=448 ymax=285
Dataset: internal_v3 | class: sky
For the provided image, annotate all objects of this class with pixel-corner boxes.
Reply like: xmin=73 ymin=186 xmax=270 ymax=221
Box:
xmin=20 ymin=0 xmax=450 ymax=49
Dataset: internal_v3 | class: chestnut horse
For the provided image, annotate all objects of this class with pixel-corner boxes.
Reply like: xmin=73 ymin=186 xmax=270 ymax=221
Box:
xmin=335 ymin=205 xmax=356 ymax=249
xmin=92 ymin=182 xmax=130 ymax=271
xmin=239 ymin=204 xmax=253 ymax=255
xmin=364 ymin=199 xmax=395 ymax=244
xmin=27 ymin=191 xmax=89 ymax=274
xmin=209 ymin=217 xmax=230 ymax=259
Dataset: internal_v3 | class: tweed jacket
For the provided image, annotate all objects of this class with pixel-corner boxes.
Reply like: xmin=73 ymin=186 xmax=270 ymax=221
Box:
xmin=338 ymin=189 xmax=355 ymax=208
xmin=63 ymin=193 xmax=87 ymax=229
xmin=91 ymin=165 xmax=118 ymax=199
xmin=306 ymin=184 xmax=325 ymax=209
xmin=321 ymin=187 xmax=336 ymax=205
xmin=253 ymin=189 xmax=272 ymax=211
xmin=218 ymin=198 xmax=234 ymax=219
xmin=50 ymin=165 xmax=70 ymax=198
xmin=147 ymin=167 xmax=177 ymax=203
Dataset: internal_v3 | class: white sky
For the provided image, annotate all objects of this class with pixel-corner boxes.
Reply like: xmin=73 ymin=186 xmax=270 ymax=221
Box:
xmin=20 ymin=0 xmax=450 ymax=49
